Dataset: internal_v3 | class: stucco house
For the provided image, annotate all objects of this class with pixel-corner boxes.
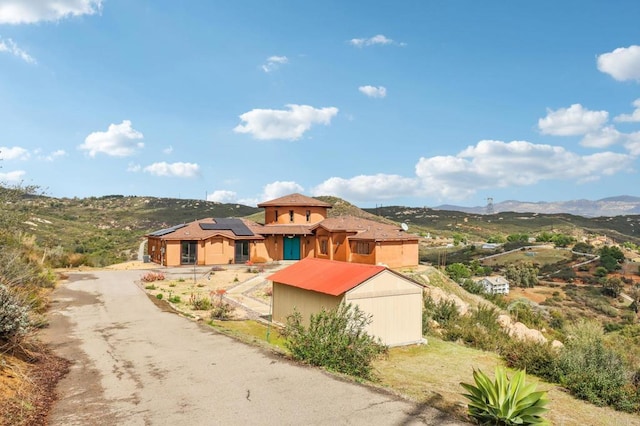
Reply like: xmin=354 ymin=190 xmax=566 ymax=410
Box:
xmin=269 ymin=258 xmax=424 ymax=347
xmin=477 ymin=276 xmax=510 ymax=295
xmin=147 ymin=193 xmax=419 ymax=268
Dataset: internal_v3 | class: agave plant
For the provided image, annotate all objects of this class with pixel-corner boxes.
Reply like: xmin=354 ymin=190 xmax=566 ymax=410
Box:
xmin=460 ymin=367 xmax=549 ymax=426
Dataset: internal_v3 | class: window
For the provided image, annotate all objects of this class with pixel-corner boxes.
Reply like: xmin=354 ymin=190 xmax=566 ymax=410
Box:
xmin=181 ymin=240 xmax=197 ymax=264
xmin=306 ymin=210 xmax=311 ymax=222
xmin=274 ymin=210 xmax=279 ymax=222
xmin=320 ymin=239 xmax=328 ymax=255
xmin=289 ymin=210 xmax=294 ymax=222
xmin=355 ymin=241 xmax=371 ymax=255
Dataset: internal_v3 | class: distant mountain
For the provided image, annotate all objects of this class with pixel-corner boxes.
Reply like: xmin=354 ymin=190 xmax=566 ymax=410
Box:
xmin=434 ymin=196 xmax=640 ymax=217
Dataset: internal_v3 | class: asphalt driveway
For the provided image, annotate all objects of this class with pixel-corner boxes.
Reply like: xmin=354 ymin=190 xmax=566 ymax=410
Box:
xmin=41 ymin=269 xmax=468 ymax=425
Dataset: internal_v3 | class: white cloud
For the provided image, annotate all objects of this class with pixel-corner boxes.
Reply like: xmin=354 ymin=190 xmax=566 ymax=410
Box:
xmin=39 ymin=149 xmax=66 ymax=161
xmin=207 ymin=190 xmax=238 ymax=203
xmin=127 ymin=163 xmax=141 ymax=173
xmin=0 ymin=37 xmax=36 ymax=64
xmin=0 ymin=170 xmax=25 ymax=182
xmin=312 ymin=174 xmax=417 ymax=201
xmin=143 ymin=162 xmax=200 ymax=178
xmin=580 ymin=126 xmax=623 ymax=148
xmin=615 ymin=98 xmax=640 ymax=122
xmin=358 ymin=85 xmax=387 ymax=98
xmin=311 ymin=140 xmax=635 ymax=203
xmin=538 ymin=104 xmax=608 ymax=136
xmin=0 ymin=146 xmax=30 ymax=160
xmin=233 ymin=104 xmax=338 ymax=140
xmin=261 ymin=181 xmax=304 ymax=201
xmin=0 ymin=0 xmax=102 ymax=24
xmin=261 ymin=55 xmax=288 ymax=73
xmin=624 ymin=132 xmax=640 ymax=156
xmin=79 ymin=120 xmax=144 ymax=157
xmin=163 ymin=145 xmax=174 ymax=154
xmin=597 ymin=45 xmax=640 ymax=82
xmin=349 ymin=34 xmax=404 ymax=48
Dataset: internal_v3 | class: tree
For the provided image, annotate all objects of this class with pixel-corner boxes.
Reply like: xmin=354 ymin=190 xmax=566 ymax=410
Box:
xmin=445 ymin=262 xmax=471 ymax=283
xmin=602 ymin=277 xmax=623 ymax=298
xmin=551 ymin=233 xmax=575 ymax=248
xmin=504 ymin=263 xmax=539 ymax=288
xmin=599 ymin=246 xmax=625 ymax=272
xmin=507 ymin=233 xmax=530 ymax=243
xmin=573 ymin=242 xmax=594 ymax=254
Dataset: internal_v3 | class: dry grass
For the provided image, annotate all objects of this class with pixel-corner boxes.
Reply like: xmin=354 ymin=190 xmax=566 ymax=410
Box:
xmin=373 ymin=337 xmax=640 ymax=426
xmin=482 ymin=247 xmax=573 ymax=268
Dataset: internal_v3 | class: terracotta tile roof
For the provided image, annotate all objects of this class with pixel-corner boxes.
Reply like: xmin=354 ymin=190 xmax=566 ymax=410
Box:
xmin=148 ymin=218 xmax=264 ymax=241
xmin=314 ymin=216 xmax=419 ymax=242
xmin=267 ymin=258 xmax=385 ymax=296
xmin=257 ymin=193 xmax=332 ymax=208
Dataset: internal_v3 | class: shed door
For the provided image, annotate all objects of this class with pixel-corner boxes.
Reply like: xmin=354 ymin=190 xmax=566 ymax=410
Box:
xmin=283 ymin=236 xmax=301 ymax=260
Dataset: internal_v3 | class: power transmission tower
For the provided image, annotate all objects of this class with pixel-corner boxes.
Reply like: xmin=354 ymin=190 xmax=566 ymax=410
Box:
xmin=486 ymin=197 xmax=494 ymax=215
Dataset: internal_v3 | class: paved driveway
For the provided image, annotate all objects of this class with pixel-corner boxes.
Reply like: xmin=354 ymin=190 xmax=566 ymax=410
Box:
xmin=42 ymin=270 xmax=468 ymax=425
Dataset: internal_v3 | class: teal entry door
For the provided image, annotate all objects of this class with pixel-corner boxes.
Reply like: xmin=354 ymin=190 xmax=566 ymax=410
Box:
xmin=283 ymin=236 xmax=301 ymax=260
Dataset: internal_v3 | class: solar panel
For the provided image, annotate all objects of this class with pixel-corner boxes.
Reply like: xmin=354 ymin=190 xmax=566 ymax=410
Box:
xmin=148 ymin=223 xmax=187 ymax=237
xmin=200 ymin=218 xmax=254 ymax=236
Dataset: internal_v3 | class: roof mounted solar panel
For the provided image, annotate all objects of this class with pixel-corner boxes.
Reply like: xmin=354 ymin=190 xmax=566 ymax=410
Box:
xmin=199 ymin=218 xmax=254 ymax=236
xmin=149 ymin=223 xmax=187 ymax=237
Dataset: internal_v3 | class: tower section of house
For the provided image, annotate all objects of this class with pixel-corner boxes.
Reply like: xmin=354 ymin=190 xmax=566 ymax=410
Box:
xmin=269 ymin=258 xmax=424 ymax=347
xmin=257 ymin=193 xmax=332 ymax=261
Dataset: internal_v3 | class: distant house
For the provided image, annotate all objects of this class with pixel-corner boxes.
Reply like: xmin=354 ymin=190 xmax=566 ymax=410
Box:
xmin=147 ymin=193 xmax=419 ymax=268
xmin=477 ymin=276 xmax=510 ymax=295
xmin=268 ymin=258 xmax=424 ymax=347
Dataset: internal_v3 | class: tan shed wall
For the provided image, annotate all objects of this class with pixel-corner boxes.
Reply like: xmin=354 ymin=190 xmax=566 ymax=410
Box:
xmin=346 ymin=271 xmax=423 ymax=346
xmin=272 ymin=283 xmax=342 ymax=326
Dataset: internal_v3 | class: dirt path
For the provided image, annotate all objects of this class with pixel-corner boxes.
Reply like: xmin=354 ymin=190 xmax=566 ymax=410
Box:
xmin=41 ymin=269 xmax=467 ymax=425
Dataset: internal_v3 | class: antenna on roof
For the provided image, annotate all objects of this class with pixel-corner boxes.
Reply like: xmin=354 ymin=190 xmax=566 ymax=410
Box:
xmin=401 ymin=223 xmax=409 ymax=232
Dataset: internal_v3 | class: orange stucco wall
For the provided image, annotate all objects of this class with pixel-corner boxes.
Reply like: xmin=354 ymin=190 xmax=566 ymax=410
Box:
xmin=263 ymin=206 xmax=327 ymax=225
xmin=374 ymin=240 xmax=419 ymax=268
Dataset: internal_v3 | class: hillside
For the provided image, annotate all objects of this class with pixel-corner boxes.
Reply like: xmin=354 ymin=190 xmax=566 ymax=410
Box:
xmin=7 ymin=191 xmax=640 ymax=267
xmin=366 ymin=206 xmax=640 ymax=246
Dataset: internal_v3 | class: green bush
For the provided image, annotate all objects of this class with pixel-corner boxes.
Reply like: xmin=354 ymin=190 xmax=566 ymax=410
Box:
xmin=282 ymin=303 xmax=387 ymax=380
xmin=0 ymin=284 xmax=31 ymax=346
xmin=460 ymin=367 xmax=549 ymax=425
xmin=189 ymin=294 xmax=213 ymax=310
xmin=501 ymin=340 xmax=559 ymax=382
xmin=156 ymin=293 xmax=163 ymax=300
xmin=556 ymin=321 xmax=639 ymax=411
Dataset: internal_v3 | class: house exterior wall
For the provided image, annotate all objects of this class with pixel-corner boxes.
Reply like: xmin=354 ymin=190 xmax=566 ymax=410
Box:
xmin=346 ymin=271 xmax=423 ymax=346
xmin=147 ymin=237 xmax=163 ymax=264
xmin=314 ymin=228 xmax=352 ymax=262
xmin=201 ymin=237 xmax=234 ymax=265
xmin=164 ymin=241 xmax=182 ymax=267
xmin=373 ymin=240 xmax=419 ymax=269
xmin=263 ymin=206 xmax=327 ymax=225
xmin=272 ymin=283 xmax=342 ymax=326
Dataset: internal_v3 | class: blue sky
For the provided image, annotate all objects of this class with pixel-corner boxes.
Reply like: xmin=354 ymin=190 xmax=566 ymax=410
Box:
xmin=1 ymin=1 xmax=639 ymax=208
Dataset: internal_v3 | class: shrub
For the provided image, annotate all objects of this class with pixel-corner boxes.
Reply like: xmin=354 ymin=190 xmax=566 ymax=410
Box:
xmin=0 ymin=284 xmax=31 ymax=347
xmin=168 ymin=295 xmax=181 ymax=303
xmin=209 ymin=289 xmax=235 ymax=320
xmin=189 ymin=293 xmax=213 ymax=310
xmin=556 ymin=320 xmax=639 ymax=411
xmin=460 ymin=367 xmax=549 ymax=425
xmin=144 ymin=284 xmax=156 ymax=290
xmin=282 ymin=303 xmax=387 ymax=379
xmin=156 ymin=293 xmax=163 ymax=300
xmin=141 ymin=272 xmax=165 ymax=282
xmin=501 ymin=340 xmax=559 ymax=382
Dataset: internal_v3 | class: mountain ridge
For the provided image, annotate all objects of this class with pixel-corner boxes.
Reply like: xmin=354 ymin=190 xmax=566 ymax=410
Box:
xmin=434 ymin=195 xmax=640 ymax=217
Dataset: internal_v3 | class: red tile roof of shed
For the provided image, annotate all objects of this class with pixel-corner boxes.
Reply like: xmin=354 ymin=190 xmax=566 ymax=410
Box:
xmin=267 ymin=258 xmax=385 ymax=296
